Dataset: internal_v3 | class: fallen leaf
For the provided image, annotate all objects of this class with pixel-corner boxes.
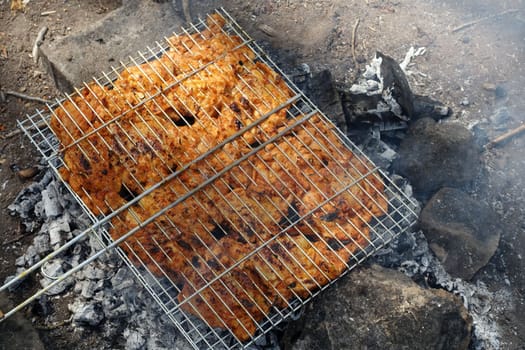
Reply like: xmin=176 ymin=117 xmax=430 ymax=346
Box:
xmin=0 ymin=46 xmax=7 ymax=59
xmin=10 ymin=0 xmax=25 ymax=12
xmin=18 ymin=167 xmax=39 ymax=179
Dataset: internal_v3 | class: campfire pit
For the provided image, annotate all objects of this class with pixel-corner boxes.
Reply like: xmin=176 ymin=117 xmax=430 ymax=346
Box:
xmin=0 ymin=8 xmax=417 ymax=349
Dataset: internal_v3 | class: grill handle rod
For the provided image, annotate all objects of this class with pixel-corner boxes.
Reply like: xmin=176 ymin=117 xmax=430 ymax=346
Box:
xmin=0 ymin=98 xmax=309 ymax=323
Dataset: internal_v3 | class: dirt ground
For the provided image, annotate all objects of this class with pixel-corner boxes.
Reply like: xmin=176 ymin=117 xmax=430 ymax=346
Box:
xmin=1 ymin=0 xmax=524 ymax=349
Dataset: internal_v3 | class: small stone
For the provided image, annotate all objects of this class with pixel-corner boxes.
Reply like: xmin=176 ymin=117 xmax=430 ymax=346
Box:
xmin=460 ymin=97 xmax=470 ymax=106
xmin=482 ymin=82 xmax=497 ymax=91
xmin=495 ymin=85 xmax=507 ymax=99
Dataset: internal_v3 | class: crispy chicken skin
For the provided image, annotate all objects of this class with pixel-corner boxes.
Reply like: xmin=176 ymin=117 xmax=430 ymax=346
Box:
xmin=50 ymin=14 xmax=388 ymax=342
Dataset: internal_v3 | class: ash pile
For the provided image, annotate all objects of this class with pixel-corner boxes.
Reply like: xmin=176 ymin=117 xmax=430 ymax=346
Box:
xmin=4 ymin=51 xmax=505 ymax=350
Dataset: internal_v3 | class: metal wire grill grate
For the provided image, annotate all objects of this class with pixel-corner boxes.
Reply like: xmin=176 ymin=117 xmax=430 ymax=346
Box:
xmin=16 ymin=8 xmax=418 ymax=349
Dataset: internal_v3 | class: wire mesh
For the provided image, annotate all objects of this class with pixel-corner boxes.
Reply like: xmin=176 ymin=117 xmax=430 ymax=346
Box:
xmin=16 ymin=8 xmax=418 ymax=349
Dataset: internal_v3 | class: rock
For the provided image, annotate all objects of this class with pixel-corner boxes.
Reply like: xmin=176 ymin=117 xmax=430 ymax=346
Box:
xmin=392 ymin=118 xmax=481 ymax=200
xmin=282 ymin=265 xmax=472 ymax=350
xmin=419 ymin=187 xmax=501 ymax=280
xmin=71 ymin=302 xmax=105 ymax=327
xmin=39 ymin=0 xmax=184 ymax=92
xmin=0 ymin=292 xmax=45 ymax=350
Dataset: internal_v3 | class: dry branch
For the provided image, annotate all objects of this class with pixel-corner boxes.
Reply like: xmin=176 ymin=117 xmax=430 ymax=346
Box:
xmin=2 ymin=120 xmax=48 ymax=139
xmin=352 ymin=18 xmax=361 ymax=67
xmin=452 ymin=9 xmax=519 ymax=33
xmin=32 ymin=26 xmax=48 ymax=64
xmin=486 ymin=123 xmax=525 ymax=149
xmin=4 ymin=90 xmax=51 ymax=104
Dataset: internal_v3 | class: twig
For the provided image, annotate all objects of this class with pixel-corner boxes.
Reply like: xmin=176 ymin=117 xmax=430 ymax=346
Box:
xmin=486 ymin=123 xmax=525 ymax=149
xmin=351 ymin=18 xmax=360 ymax=67
xmin=451 ymin=9 xmax=518 ymax=33
xmin=32 ymin=26 xmax=48 ymax=64
xmin=2 ymin=120 xmax=48 ymax=139
xmin=34 ymin=316 xmax=73 ymax=330
xmin=40 ymin=10 xmax=56 ymax=16
xmin=2 ymin=235 xmax=26 ymax=246
xmin=4 ymin=90 xmax=51 ymax=104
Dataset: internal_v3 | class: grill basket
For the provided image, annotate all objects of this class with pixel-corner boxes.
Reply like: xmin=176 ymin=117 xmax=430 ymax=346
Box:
xmin=12 ymin=8 xmax=417 ymax=349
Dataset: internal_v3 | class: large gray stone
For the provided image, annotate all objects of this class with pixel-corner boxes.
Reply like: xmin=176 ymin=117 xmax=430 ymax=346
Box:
xmin=282 ymin=265 xmax=472 ymax=350
xmin=40 ymin=0 xmax=184 ymax=92
xmin=419 ymin=187 xmax=501 ymax=280
xmin=392 ymin=118 xmax=481 ymax=200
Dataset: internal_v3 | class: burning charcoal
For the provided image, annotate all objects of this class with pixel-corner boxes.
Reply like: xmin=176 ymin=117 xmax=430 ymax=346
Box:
xmin=71 ymin=301 xmax=105 ymax=327
xmin=82 ymin=264 xmax=107 ymax=281
xmin=24 ymin=245 xmax=39 ymax=266
xmin=124 ymin=329 xmax=147 ymax=350
xmin=342 ymin=52 xmax=414 ymax=133
xmin=15 ymin=255 xmax=26 ymax=267
xmin=111 ymin=267 xmax=135 ymax=291
xmin=48 ymin=214 xmax=71 ymax=248
xmin=81 ymin=280 xmax=97 ymax=299
xmin=302 ymin=69 xmax=347 ymax=134
xmin=359 ymin=137 xmax=399 ymax=170
xmin=41 ymin=181 xmax=63 ymax=218
xmin=105 ymin=303 xmax=130 ymax=321
xmin=33 ymin=295 xmax=53 ymax=317
xmin=40 ymin=259 xmax=74 ymax=295
xmin=33 ymin=234 xmax=50 ymax=255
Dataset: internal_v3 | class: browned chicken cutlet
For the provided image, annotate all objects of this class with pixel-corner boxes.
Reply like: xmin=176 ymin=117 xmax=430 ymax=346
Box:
xmin=50 ymin=13 xmax=388 ymax=342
